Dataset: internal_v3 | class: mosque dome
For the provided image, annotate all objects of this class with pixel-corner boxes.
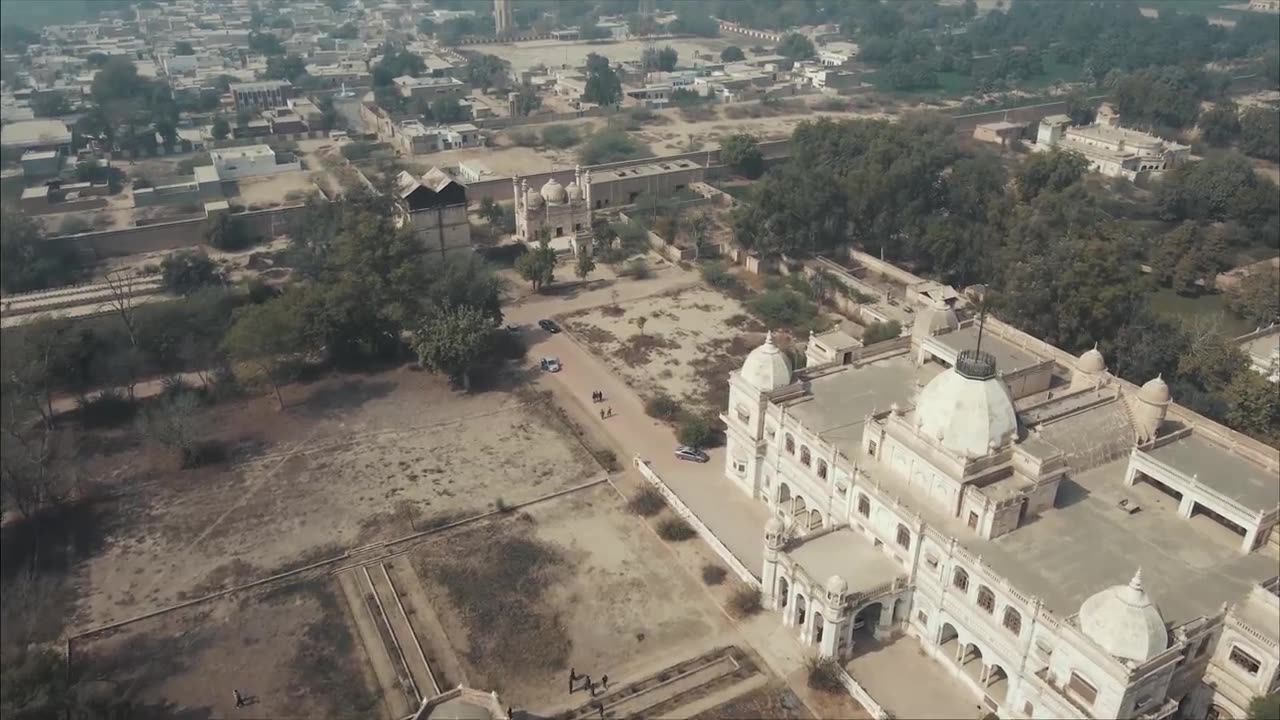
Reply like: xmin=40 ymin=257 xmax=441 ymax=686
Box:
xmin=825 ymin=574 xmax=848 ymax=596
xmin=525 ymin=187 xmax=544 ymax=209
xmin=1139 ymin=375 xmax=1171 ymax=404
xmin=1078 ymin=570 xmax=1168 ymax=663
xmin=541 ymin=177 xmax=568 ymax=205
xmin=566 ymin=182 xmax=583 ymax=202
xmin=1078 ymin=345 xmax=1106 ymax=374
xmin=740 ymin=331 xmax=792 ymax=392
xmin=915 ymin=351 xmax=1018 ymax=458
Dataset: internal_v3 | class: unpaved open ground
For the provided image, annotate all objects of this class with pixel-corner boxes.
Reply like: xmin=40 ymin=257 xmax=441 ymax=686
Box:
xmin=560 ymin=286 xmax=765 ymax=417
xmin=411 ymin=482 xmax=734 ymax=713
xmin=482 ymin=37 xmax=735 ymax=73
xmin=72 ymin=577 xmax=378 ymax=719
xmin=66 ymin=367 xmax=598 ymax=632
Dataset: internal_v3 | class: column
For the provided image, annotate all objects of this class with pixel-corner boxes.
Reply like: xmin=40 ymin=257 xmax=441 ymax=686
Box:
xmin=1123 ymin=463 xmax=1138 ymax=487
xmin=1178 ymin=493 xmax=1196 ymax=519
xmin=1241 ymin=525 xmax=1260 ymax=553
xmin=819 ymin=615 xmax=841 ymax=658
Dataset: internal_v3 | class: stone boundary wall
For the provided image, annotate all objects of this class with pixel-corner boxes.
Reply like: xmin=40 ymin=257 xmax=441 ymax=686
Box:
xmin=632 ymin=455 xmax=761 ymax=589
xmin=836 ymin=665 xmax=891 ymax=719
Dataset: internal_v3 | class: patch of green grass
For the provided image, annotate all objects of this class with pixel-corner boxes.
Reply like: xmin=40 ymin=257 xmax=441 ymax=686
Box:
xmin=1147 ymin=288 xmax=1254 ymax=337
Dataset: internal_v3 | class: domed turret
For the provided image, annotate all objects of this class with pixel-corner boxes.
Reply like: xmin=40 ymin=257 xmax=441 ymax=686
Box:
xmin=566 ymin=182 xmax=583 ymax=203
xmin=1071 ymin=343 xmax=1107 ymax=390
xmin=1079 ymin=569 xmax=1168 ymax=662
xmin=541 ymin=177 xmax=568 ymax=205
xmin=525 ymin=187 xmax=544 ymax=209
xmin=915 ymin=350 xmax=1017 ymax=458
xmin=740 ymin=331 xmax=792 ymax=392
xmin=825 ymin=574 xmax=848 ymax=596
xmin=1133 ymin=374 xmax=1171 ymax=443
xmin=911 ymin=300 xmax=959 ymax=343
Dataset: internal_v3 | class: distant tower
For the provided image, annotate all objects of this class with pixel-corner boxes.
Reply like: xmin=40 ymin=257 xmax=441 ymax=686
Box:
xmin=494 ymin=0 xmax=513 ymax=37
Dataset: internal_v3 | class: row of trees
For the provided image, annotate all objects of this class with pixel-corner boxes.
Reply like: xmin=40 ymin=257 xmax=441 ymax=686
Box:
xmin=1199 ymin=103 xmax=1280 ymax=161
xmin=730 ymin=115 xmax=1279 ymax=439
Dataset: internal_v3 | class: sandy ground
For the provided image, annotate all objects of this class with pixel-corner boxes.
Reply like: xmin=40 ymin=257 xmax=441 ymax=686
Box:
xmin=72 ymin=577 xmax=378 ymax=719
xmin=560 ymin=286 xmax=764 ymax=417
xmin=481 ymin=37 xmax=735 ymax=74
xmin=68 ymin=367 xmax=598 ymax=632
xmin=411 ymin=482 xmax=734 ymax=713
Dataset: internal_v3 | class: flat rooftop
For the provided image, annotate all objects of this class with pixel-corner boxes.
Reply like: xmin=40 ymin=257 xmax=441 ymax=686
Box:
xmin=791 ymin=528 xmax=904 ymax=593
xmin=596 ymin=159 xmax=698 ymax=181
xmin=1143 ymin=435 xmax=1280 ymax=514
xmin=861 ymin=452 xmax=1279 ymax=625
xmin=785 ymin=354 xmax=942 ymax=459
xmin=934 ymin=324 xmax=1044 ymax=374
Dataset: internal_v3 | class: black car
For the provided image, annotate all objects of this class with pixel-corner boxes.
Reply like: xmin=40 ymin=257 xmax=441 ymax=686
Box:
xmin=539 ymin=319 xmax=561 ymax=334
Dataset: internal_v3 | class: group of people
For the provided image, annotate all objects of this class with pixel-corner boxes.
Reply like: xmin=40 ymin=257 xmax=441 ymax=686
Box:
xmin=570 ymin=667 xmax=611 ymax=718
xmin=591 ymin=391 xmax=613 ymax=419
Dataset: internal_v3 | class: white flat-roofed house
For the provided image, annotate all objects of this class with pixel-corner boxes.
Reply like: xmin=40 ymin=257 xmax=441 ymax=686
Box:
xmin=209 ymin=144 xmax=300 ymax=180
xmin=1036 ymin=104 xmax=1190 ymax=181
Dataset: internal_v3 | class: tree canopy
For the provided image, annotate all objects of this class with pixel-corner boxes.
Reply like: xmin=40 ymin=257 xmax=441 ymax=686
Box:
xmin=582 ymin=53 xmax=621 ymax=106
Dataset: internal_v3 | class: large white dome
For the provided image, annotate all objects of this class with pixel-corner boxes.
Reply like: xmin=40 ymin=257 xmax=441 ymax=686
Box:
xmin=541 ymin=177 xmax=568 ymax=205
xmin=915 ymin=353 xmax=1017 ymax=458
xmin=1078 ymin=570 xmax=1168 ymax=663
xmin=1078 ymin=344 xmax=1106 ymax=374
xmin=740 ymin=331 xmax=792 ymax=392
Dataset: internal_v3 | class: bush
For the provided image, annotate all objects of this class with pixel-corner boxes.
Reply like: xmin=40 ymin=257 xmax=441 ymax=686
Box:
xmin=658 ymin=516 xmax=696 ymax=541
xmin=747 ymin=288 xmax=817 ymax=330
xmin=677 ymin=416 xmax=712 ymax=448
xmin=540 ymin=124 xmax=580 ymax=149
xmin=728 ymin=586 xmax=762 ymax=617
xmin=579 ymin=128 xmax=649 ymax=165
xmin=339 ymin=141 xmax=378 ymax=162
xmin=805 ymin=656 xmax=842 ymax=693
xmin=701 ymin=564 xmax=728 ymax=585
xmin=645 ymin=394 xmax=681 ymax=420
xmin=862 ymin=320 xmax=902 ymax=345
xmin=623 ymin=258 xmax=651 ymax=279
xmin=161 ymin=250 xmax=225 ymax=295
xmin=628 ymin=486 xmax=666 ymax=516
xmin=509 ymin=129 xmax=539 ymax=147
xmin=701 ymin=262 xmax=744 ymax=293
xmin=592 ymin=448 xmax=620 ymax=472
xmin=78 ymin=389 xmax=137 ymax=428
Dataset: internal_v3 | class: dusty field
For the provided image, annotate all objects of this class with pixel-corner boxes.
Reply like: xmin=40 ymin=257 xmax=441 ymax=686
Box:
xmin=64 ymin=367 xmax=599 ymax=632
xmin=229 ymin=170 xmax=322 ymax=209
xmin=71 ymin=577 xmax=379 ymax=719
xmin=560 ymin=286 xmax=765 ymax=418
xmin=411 ymin=482 xmax=733 ymax=712
xmin=692 ymin=683 xmax=812 ymax=720
xmin=482 ymin=37 xmax=735 ymax=74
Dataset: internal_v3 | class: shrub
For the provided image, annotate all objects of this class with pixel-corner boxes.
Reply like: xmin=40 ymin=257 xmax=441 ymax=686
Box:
xmin=805 ymin=656 xmax=842 ymax=693
xmin=747 ymin=288 xmax=817 ymax=329
xmin=628 ymin=486 xmax=666 ymax=516
xmin=161 ymin=250 xmax=225 ymax=295
xmin=623 ymin=258 xmax=651 ymax=279
xmin=591 ymin=448 xmax=620 ymax=471
xmin=701 ymin=262 xmax=743 ymax=293
xmin=509 ymin=129 xmax=539 ymax=147
xmin=579 ymin=128 xmax=649 ymax=165
xmin=658 ymin=516 xmax=696 ymax=541
xmin=862 ymin=320 xmax=902 ymax=345
xmin=339 ymin=141 xmax=378 ymax=162
xmin=540 ymin=124 xmax=580 ymax=149
xmin=701 ymin=564 xmax=728 ymax=585
xmin=645 ymin=394 xmax=681 ymax=420
xmin=677 ymin=416 xmax=712 ymax=448
xmin=78 ymin=389 xmax=137 ymax=428
xmin=728 ymin=586 xmax=762 ymax=617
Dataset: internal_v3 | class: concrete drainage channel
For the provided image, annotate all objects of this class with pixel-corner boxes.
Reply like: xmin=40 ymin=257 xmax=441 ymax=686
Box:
xmin=555 ymin=646 xmax=761 ymax=720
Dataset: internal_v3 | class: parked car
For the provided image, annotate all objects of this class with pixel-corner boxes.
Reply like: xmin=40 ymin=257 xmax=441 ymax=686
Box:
xmin=540 ymin=357 xmax=562 ymax=372
xmin=538 ymin=319 xmax=561 ymax=333
xmin=674 ymin=446 xmax=710 ymax=463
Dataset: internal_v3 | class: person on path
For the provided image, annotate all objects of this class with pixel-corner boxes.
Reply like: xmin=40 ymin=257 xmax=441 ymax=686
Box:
xmin=233 ymin=690 xmax=245 ymax=708
xmin=601 ymin=674 xmax=609 ymax=690
xmin=606 ymin=406 xmax=613 ymax=417
xmin=570 ymin=668 xmax=577 ymax=693
xmin=600 ymin=408 xmax=606 ymax=419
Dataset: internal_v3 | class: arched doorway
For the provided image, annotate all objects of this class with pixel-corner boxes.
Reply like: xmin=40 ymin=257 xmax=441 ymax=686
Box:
xmin=792 ymin=495 xmax=808 ymax=517
xmin=795 ymin=594 xmax=807 ymax=627
xmin=987 ymin=664 xmax=1009 ymax=704
xmin=778 ymin=577 xmax=790 ymax=608
xmin=809 ymin=509 xmax=823 ymax=530
xmin=891 ymin=597 xmax=906 ymax=623
xmin=778 ymin=483 xmax=791 ymax=508
xmin=853 ymin=602 xmax=882 ymax=639
xmin=961 ymin=644 xmax=984 ymax=686
xmin=814 ymin=613 xmax=825 ymax=644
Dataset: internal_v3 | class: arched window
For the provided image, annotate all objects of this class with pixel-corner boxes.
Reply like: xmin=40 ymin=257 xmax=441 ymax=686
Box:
xmin=800 ymin=446 xmax=811 ymax=467
xmin=952 ymin=568 xmax=969 ymax=593
xmin=977 ymin=586 xmax=996 ymax=614
xmin=1003 ymin=607 xmax=1022 ymax=635
xmin=857 ymin=494 xmax=870 ymax=517
xmin=785 ymin=434 xmax=795 ymax=454
xmin=896 ymin=524 xmax=911 ymax=550
xmin=816 ymin=459 xmax=828 ymax=480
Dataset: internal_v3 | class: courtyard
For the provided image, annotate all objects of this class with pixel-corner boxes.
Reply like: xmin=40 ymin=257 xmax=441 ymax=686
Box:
xmin=844 ymin=634 xmax=982 ymax=720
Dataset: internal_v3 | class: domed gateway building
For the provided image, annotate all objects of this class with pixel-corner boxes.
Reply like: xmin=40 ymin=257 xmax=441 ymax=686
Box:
xmin=512 ymin=167 xmax=593 ymax=255
xmin=717 ymin=302 xmax=1279 ymax=720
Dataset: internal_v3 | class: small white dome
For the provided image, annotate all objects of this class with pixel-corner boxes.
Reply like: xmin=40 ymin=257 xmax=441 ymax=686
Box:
xmin=765 ymin=517 xmax=784 ymax=535
xmin=740 ymin=331 xmax=792 ymax=392
xmin=911 ymin=300 xmax=959 ymax=340
xmin=1078 ymin=344 xmax=1106 ymax=374
xmin=541 ymin=177 xmax=568 ymax=204
xmin=915 ymin=361 xmax=1018 ymax=458
xmin=1139 ymin=375 xmax=1171 ymax=404
xmin=1079 ymin=569 xmax=1168 ymax=662
xmin=525 ymin=188 xmax=544 ymax=209
xmin=825 ymin=574 xmax=848 ymax=596
xmin=566 ymin=183 xmax=583 ymax=202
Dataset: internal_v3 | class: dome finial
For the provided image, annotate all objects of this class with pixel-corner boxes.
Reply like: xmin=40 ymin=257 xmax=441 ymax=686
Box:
xmin=1093 ymin=341 xmax=1099 ymax=350
xmin=1130 ymin=568 xmax=1144 ymax=592
xmin=765 ymin=329 xmax=774 ymax=345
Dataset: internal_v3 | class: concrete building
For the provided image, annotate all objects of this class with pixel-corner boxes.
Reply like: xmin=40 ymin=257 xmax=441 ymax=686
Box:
xmin=719 ymin=303 xmax=1279 ymax=720
xmin=393 ymin=75 xmax=468 ymax=102
xmin=974 ymin=120 xmax=1027 ymax=148
xmin=393 ymin=167 xmax=471 ymax=257
xmin=587 ymin=158 xmax=705 ymax=209
xmin=1035 ymin=104 xmax=1189 ymax=181
xmin=391 ymin=120 xmax=483 ymax=156
xmin=229 ymin=80 xmax=292 ymax=110
xmin=20 ymin=149 xmax=63 ymax=178
xmin=209 ymin=144 xmax=300 ymax=180
xmin=0 ymin=118 xmax=73 ymax=153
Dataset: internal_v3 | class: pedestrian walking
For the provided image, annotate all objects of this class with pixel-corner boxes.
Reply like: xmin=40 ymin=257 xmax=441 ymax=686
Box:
xmin=601 ymin=674 xmax=609 ymax=690
xmin=598 ymin=701 xmax=606 ymax=719
xmin=569 ymin=668 xmax=577 ymax=693
xmin=233 ymin=689 xmax=245 ymax=708
xmin=600 ymin=408 xmax=606 ymax=419
xmin=606 ymin=406 xmax=613 ymax=417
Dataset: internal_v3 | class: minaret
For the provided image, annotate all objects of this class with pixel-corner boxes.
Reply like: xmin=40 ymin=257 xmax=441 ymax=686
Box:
xmin=761 ymin=517 xmax=785 ymax=610
xmin=494 ymin=0 xmax=513 ymax=38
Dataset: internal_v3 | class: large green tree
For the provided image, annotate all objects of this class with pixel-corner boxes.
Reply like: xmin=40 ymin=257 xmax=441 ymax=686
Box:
xmin=1 ymin=211 xmax=83 ymax=293
xmin=1239 ymin=108 xmax=1279 ymax=161
xmin=411 ymin=305 xmax=498 ymax=391
xmin=582 ymin=53 xmax=621 ymax=106
xmin=222 ymin=287 xmax=317 ymax=409
xmin=720 ymin=133 xmax=764 ymax=179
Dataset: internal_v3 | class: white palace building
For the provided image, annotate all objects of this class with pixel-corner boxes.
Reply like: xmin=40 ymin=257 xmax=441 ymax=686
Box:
xmin=720 ymin=302 xmax=1280 ymax=720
